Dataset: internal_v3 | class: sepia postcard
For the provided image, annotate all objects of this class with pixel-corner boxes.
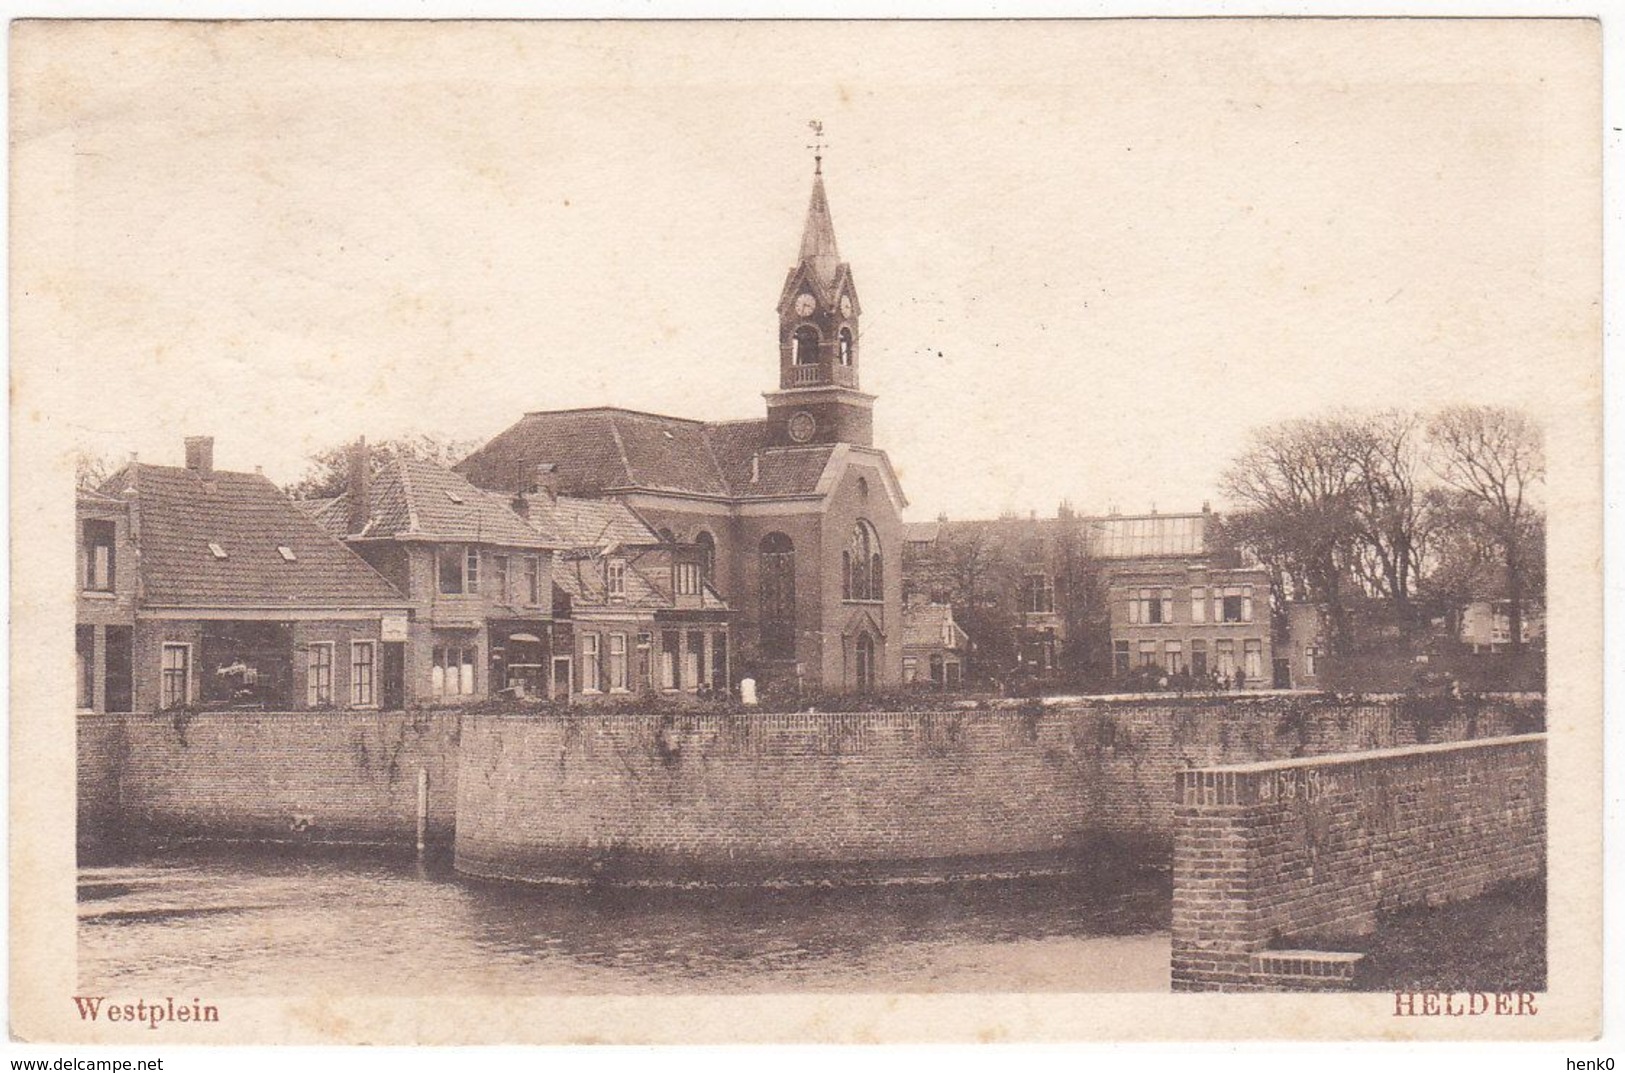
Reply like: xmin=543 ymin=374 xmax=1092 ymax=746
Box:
xmin=8 ymin=17 xmax=1604 ymax=1046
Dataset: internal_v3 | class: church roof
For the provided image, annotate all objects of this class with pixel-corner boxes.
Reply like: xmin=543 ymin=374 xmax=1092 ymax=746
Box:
xmin=797 ymin=172 xmax=842 ymax=287
xmin=455 ymin=409 xmax=836 ymax=501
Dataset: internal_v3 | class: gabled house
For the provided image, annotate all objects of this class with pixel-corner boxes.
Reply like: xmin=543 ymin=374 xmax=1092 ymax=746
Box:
xmin=527 ymin=484 xmax=733 ymax=697
xmin=902 ymin=597 xmax=967 ymax=688
xmin=307 ymin=449 xmax=562 ymax=703
xmin=89 ymin=437 xmax=414 ymax=712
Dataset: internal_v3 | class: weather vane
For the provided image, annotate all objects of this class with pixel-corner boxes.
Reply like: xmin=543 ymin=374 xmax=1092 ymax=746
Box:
xmin=806 ymin=119 xmax=828 ymax=174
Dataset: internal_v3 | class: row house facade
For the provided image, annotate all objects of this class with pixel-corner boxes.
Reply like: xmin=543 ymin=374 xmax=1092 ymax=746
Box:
xmin=79 ymin=438 xmax=415 ymax=714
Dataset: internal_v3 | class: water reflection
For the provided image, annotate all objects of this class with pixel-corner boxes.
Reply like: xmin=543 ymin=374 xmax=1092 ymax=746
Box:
xmin=80 ymin=847 xmax=1171 ymax=995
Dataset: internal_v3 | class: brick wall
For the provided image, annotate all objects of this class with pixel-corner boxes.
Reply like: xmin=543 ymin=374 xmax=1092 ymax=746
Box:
xmin=453 ymin=695 xmax=1541 ymax=886
xmin=77 ymin=714 xmax=127 ymax=857
xmin=1170 ymin=734 xmax=1546 ymax=991
xmin=111 ymin=710 xmax=461 ymax=847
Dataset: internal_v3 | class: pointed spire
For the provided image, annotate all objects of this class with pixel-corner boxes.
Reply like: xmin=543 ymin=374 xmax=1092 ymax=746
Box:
xmin=797 ymin=169 xmax=842 ymax=287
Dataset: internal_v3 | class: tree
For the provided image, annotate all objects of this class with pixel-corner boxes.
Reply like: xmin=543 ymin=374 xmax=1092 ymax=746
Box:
xmin=1426 ymin=405 xmax=1545 ymax=653
xmin=73 ymin=449 xmax=119 ymax=492
xmin=1336 ymin=409 xmax=1429 ymax=606
xmin=284 ymin=433 xmax=482 ymax=500
xmin=1220 ymin=417 xmax=1362 ymax=652
xmin=934 ymin=521 xmax=1022 ymax=683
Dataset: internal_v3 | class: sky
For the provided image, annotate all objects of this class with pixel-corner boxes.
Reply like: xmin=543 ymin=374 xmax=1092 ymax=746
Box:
xmin=12 ymin=19 xmax=1599 ymax=520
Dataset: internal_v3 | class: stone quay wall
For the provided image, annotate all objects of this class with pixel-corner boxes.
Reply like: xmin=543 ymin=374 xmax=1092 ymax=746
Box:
xmin=76 ymin=694 xmax=1540 ymax=875
xmin=82 ymin=710 xmax=462 ymax=850
xmin=1170 ymin=734 xmax=1546 ymax=992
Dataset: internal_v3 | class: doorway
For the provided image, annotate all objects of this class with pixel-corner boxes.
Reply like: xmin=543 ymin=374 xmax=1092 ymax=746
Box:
xmin=551 ymin=656 xmax=572 ymax=701
xmin=381 ymin=642 xmax=406 ymax=710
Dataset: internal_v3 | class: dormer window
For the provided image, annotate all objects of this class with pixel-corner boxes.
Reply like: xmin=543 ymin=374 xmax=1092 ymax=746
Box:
xmin=82 ymin=519 xmax=115 ymax=591
xmin=277 ymin=545 xmax=297 ymax=562
xmin=675 ymin=561 xmax=701 ymax=596
xmin=445 ymin=490 xmax=465 ymax=505
xmin=605 ymin=557 xmax=626 ymax=600
xmin=208 ymin=542 xmax=228 ymax=560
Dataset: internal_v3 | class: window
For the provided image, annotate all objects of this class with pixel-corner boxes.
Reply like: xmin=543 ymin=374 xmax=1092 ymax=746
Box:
xmin=432 ymin=645 xmax=475 ymax=697
xmin=1165 ymin=640 xmax=1185 ymax=675
xmin=605 ymin=558 xmax=626 ymax=600
xmin=661 ymin=631 xmax=680 ymax=690
xmin=838 ymin=327 xmax=854 ymax=365
xmin=307 ymin=644 xmax=334 ymax=707
xmin=844 ymin=521 xmax=882 ymax=601
xmin=276 ymin=545 xmax=297 ymax=562
xmin=581 ymin=634 xmax=601 ymax=692
xmin=1304 ymin=644 xmax=1321 ymax=678
xmin=525 ymin=556 xmax=541 ymax=605
xmin=161 ymin=644 xmax=190 ymax=709
xmin=904 ymin=656 xmax=919 ymax=682
xmin=1113 ymin=640 xmax=1130 ymax=677
xmin=1244 ymin=640 xmax=1263 ymax=681
xmin=1191 ymin=639 xmax=1208 ymax=677
xmin=494 ymin=555 xmax=510 ymax=603
xmin=207 ymin=542 xmax=228 ymax=560
xmin=1129 ymin=588 xmax=1174 ymax=624
xmin=1190 ymin=587 xmax=1207 ymax=624
xmin=930 ymin=653 xmax=945 ymax=684
xmin=1215 ymin=639 xmax=1236 ymax=677
xmin=350 ymin=641 xmax=376 ymax=707
xmin=694 ymin=531 xmax=715 ymax=581
xmin=675 ymin=561 xmax=701 ymax=596
xmin=711 ymin=631 xmax=728 ymax=691
xmin=608 ymin=633 xmax=628 ymax=691
xmin=854 ymin=633 xmax=876 ymax=691
xmin=1215 ymin=585 xmax=1254 ymax=623
xmin=793 ymin=325 xmax=820 ymax=364
xmin=1022 ymin=574 xmax=1055 ymax=614
xmin=637 ymin=632 xmax=654 ymax=690
xmin=77 ymin=625 xmax=95 ymax=709
xmin=759 ymin=533 xmax=796 ymax=659
xmin=686 ymin=631 xmax=705 ymax=689
xmin=437 ymin=547 xmax=465 ymax=595
xmin=82 ymin=520 xmax=115 ymax=591
xmin=465 ymin=548 xmax=480 ymax=593
xmin=1138 ymin=639 xmax=1158 ymax=667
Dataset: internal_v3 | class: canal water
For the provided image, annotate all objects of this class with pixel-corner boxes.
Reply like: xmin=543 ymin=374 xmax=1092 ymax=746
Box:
xmin=79 ymin=848 xmax=1172 ymax=994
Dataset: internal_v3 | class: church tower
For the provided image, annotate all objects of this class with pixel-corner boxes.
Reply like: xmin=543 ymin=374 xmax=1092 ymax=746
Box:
xmin=764 ymin=154 xmax=875 ymax=448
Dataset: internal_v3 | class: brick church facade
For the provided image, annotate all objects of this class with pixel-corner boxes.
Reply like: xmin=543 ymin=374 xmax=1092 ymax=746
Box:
xmin=455 ymin=163 xmax=906 ymax=693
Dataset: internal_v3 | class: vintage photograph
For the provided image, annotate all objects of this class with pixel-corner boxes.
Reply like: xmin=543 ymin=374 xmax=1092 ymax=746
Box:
xmin=10 ymin=17 xmax=1603 ymax=1044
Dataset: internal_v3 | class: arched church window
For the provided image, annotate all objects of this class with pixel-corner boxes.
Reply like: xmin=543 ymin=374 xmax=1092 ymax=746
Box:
xmin=759 ymin=532 xmax=796 ymax=659
xmin=694 ymin=531 xmax=715 ymax=582
xmin=793 ymin=325 xmax=821 ymax=365
xmin=838 ymin=327 xmax=854 ymax=365
xmin=846 ymin=520 xmax=882 ymax=601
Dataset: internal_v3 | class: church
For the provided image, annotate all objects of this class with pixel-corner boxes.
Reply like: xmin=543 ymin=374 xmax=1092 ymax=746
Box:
xmin=455 ymin=158 xmax=907 ymax=694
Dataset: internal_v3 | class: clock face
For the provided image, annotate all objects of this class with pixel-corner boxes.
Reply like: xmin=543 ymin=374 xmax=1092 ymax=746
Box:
xmin=788 ymin=411 xmax=817 ymax=444
xmin=794 ymin=293 xmax=816 ymax=317
xmin=839 ymin=294 xmax=853 ymax=317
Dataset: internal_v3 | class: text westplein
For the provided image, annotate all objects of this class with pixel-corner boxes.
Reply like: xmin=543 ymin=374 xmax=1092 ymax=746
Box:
xmin=72 ymin=996 xmax=219 ymax=1030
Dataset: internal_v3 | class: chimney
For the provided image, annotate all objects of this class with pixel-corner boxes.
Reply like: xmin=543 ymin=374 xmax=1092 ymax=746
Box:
xmin=750 ymin=455 xmax=760 ymax=484
xmin=183 ymin=436 xmax=214 ymax=476
xmin=1202 ymin=500 xmax=1212 ymax=514
xmin=532 ymin=462 xmax=559 ymax=502
xmin=347 ymin=438 xmax=370 ymax=537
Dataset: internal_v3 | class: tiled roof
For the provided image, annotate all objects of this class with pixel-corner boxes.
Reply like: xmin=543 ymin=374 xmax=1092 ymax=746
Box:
xmin=307 ymin=458 xmax=558 ymax=548
xmin=536 ymin=495 xmax=659 ymax=549
xmin=101 ymin=464 xmax=406 ymax=608
xmin=903 ymin=521 xmax=941 ymax=544
xmin=551 ymin=550 xmax=728 ymax=613
xmin=456 ymin=409 xmax=833 ymax=500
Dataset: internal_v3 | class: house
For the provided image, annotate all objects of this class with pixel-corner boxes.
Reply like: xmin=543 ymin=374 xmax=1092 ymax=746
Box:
xmin=1461 ymin=599 xmax=1546 ymax=654
xmin=541 ymin=489 xmax=733 ymax=698
xmin=902 ymin=597 xmax=967 ymax=688
xmin=454 ymin=161 xmax=905 ymax=693
xmin=76 ymin=486 xmax=137 ymax=712
xmin=306 ymin=449 xmax=561 ymax=703
xmin=88 ymin=437 xmax=415 ymax=712
xmin=902 ymin=504 xmax=1276 ymax=689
